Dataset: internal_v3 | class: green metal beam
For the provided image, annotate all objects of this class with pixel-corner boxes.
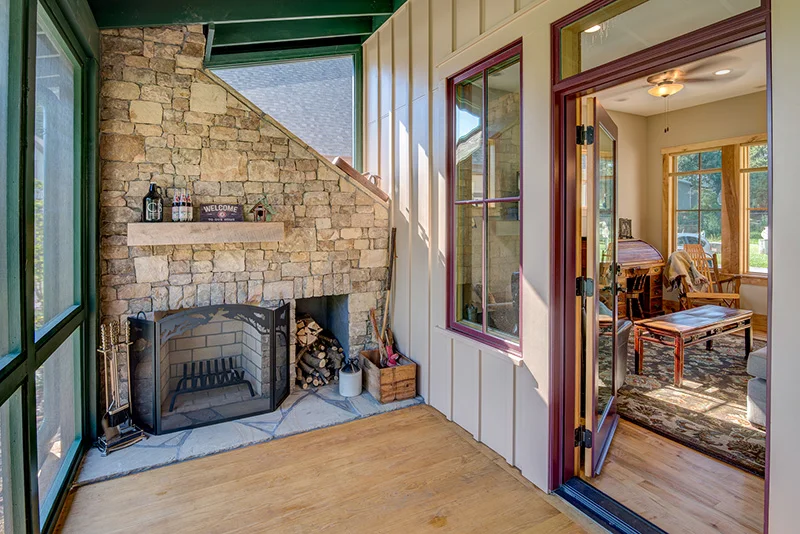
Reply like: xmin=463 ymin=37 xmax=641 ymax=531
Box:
xmin=88 ymin=0 xmax=394 ymax=29
xmin=213 ymin=17 xmax=374 ymax=48
xmin=206 ymin=42 xmax=363 ymax=69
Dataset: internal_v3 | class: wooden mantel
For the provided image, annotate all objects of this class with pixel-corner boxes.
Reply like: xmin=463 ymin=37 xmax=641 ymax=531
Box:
xmin=127 ymin=222 xmax=285 ymax=246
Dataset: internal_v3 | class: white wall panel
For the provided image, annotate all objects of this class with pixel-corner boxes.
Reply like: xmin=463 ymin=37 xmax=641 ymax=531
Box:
xmin=484 ymin=0 xmax=515 ymax=31
xmin=429 ymin=332 xmax=453 ymax=417
xmin=393 ymin=6 xmax=410 ymax=110
xmin=431 ymin=0 xmax=453 ymax=66
xmin=410 ymin=0 xmax=430 ymax=100
xmin=452 ymin=338 xmax=480 ymax=438
xmin=411 ymin=96 xmax=431 ymax=400
xmin=379 ymin=113 xmax=393 ymax=195
xmin=366 ymin=120 xmax=379 ymax=175
xmin=363 ymin=0 xmax=593 ymax=494
xmin=454 ymin=0 xmax=481 ymax=49
xmin=393 ymin=105 xmax=412 ymax=354
xmin=480 ymin=352 xmax=515 ymax=463
xmin=378 ymin=25 xmax=394 ymax=119
xmin=365 ymin=38 xmax=379 ymax=125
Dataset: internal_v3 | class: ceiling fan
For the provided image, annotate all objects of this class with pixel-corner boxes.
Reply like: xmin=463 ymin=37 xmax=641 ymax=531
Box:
xmin=645 ymin=56 xmax=745 ymax=98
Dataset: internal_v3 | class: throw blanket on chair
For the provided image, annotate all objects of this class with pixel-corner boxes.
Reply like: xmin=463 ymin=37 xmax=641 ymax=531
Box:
xmin=665 ymin=250 xmax=708 ymax=292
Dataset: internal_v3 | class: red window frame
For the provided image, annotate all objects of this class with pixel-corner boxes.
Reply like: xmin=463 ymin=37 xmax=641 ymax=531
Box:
xmin=446 ymin=41 xmax=523 ymax=354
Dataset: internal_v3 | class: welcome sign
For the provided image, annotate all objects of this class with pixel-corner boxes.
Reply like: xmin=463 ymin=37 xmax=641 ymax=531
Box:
xmin=199 ymin=204 xmax=244 ymax=222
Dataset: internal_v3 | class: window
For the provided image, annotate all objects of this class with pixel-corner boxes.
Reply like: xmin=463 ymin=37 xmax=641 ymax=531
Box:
xmin=0 ymin=0 xmax=92 ymax=530
xmin=36 ymin=329 xmax=80 ymax=513
xmin=558 ymin=0 xmax=762 ymax=80
xmin=34 ymin=8 xmax=81 ymax=336
xmin=663 ymin=135 xmax=769 ymax=280
xmin=670 ymin=149 xmax=723 ymax=265
xmin=742 ymin=143 xmax=769 ymax=273
xmin=213 ymin=56 xmax=356 ymax=164
xmin=449 ymin=44 xmax=521 ymax=349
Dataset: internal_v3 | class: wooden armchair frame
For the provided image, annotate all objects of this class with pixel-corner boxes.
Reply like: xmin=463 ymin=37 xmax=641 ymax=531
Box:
xmin=680 ymin=244 xmax=741 ymax=309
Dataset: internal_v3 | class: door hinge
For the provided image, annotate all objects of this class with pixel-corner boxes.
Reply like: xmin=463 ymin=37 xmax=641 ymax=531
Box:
xmin=577 ymin=125 xmax=595 ymax=146
xmin=575 ymin=426 xmax=593 ymax=448
xmin=576 ymin=277 xmax=595 ymax=298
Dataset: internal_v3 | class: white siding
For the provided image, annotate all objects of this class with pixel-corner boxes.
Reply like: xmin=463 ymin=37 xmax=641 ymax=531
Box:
xmin=364 ymin=0 xmax=588 ymax=491
xmin=364 ymin=3 xmax=799 ymax=519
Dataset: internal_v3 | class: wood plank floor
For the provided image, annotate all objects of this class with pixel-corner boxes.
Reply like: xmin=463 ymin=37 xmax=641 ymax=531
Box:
xmin=586 ymin=420 xmax=765 ymax=534
xmin=57 ymin=406 xmax=600 ymax=534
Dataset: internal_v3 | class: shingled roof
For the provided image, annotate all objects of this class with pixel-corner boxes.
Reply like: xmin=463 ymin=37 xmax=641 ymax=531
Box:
xmin=213 ymin=56 xmax=354 ymax=161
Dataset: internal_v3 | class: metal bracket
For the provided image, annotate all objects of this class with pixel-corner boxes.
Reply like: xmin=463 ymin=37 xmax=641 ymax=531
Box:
xmin=577 ymin=125 xmax=595 ymax=145
xmin=575 ymin=426 xmax=593 ymax=448
xmin=576 ymin=277 xmax=595 ymax=298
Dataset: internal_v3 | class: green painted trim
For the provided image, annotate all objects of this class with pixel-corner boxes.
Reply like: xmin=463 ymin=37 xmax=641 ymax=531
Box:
xmin=54 ymin=0 xmax=100 ymax=57
xmin=204 ymin=22 xmax=215 ymax=64
xmin=207 ymin=43 xmax=363 ymax=69
xmin=213 ymin=17 xmax=374 ymax=48
xmin=354 ymin=49 xmax=364 ymax=172
xmin=89 ymin=0 xmax=394 ymax=29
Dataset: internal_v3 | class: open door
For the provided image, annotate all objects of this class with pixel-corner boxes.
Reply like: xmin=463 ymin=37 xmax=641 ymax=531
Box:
xmin=579 ymin=98 xmax=620 ymax=477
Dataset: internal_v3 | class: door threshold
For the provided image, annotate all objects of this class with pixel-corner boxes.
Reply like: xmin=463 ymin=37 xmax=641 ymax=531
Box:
xmin=555 ymin=478 xmax=667 ymax=534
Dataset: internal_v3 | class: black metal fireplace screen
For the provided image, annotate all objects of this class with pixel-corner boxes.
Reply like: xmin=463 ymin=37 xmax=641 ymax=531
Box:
xmin=128 ymin=302 xmax=290 ymax=434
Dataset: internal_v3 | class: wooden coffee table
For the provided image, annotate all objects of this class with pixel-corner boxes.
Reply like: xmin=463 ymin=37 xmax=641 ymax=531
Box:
xmin=633 ymin=305 xmax=753 ymax=387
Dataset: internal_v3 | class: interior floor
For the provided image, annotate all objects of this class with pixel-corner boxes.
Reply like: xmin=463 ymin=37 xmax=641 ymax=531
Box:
xmin=584 ymin=420 xmax=764 ymax=534
xmin=57 ymin=405 xmax=602 ymax=534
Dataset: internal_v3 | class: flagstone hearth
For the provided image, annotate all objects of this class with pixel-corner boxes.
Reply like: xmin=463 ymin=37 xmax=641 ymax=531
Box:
xmin=76 ymin=385 xmax=422 ymax=485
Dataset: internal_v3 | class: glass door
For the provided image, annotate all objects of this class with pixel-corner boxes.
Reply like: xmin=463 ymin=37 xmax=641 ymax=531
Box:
xmin=580 ymin=98 xmax=620 ymax=477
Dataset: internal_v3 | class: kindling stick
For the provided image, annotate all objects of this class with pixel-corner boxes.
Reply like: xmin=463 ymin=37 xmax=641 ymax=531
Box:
xmin=380 ymin=227 xmax=397 ymax=341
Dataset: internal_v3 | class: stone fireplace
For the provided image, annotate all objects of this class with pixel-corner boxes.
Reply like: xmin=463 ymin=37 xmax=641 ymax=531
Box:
xmin=97 ymin=24 xmax=392 ymax=421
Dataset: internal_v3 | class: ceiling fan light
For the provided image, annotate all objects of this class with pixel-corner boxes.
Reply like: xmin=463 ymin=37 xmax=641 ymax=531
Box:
xmin=648 ymin=83 xmax=684 ymax=98
xmin=715 ymin=69 xmax=732 ymax=76
xmin=585 ymin=24 xmax=602 ymax=33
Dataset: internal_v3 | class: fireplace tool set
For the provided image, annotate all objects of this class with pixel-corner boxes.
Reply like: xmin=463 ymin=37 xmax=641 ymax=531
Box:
xmin=97 ymin=320 xmax=146 ymax=455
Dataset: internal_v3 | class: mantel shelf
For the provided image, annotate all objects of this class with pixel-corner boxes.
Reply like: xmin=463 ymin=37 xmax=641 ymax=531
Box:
xmin=127 ymin=222 xmax=284 ymax=246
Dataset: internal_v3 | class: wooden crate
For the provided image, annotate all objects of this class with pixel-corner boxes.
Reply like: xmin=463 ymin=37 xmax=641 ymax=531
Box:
xmin=359 ymin=350 xmax=417 ymax=404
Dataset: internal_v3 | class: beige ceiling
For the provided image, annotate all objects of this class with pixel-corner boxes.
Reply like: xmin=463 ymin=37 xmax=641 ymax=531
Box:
xmin=594 ymin=40 xmax=767 ymax=117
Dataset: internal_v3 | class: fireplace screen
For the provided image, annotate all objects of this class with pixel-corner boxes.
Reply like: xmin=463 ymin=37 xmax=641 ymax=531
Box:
xmin=128 ymin=302 xmax=290 ymax=434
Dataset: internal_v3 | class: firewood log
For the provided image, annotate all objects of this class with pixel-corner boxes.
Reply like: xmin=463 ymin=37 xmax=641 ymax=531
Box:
xmin=301 ymin=353 xmax=326 ymax=369
xmin=297 ymin=360 xmax=316 ymax=376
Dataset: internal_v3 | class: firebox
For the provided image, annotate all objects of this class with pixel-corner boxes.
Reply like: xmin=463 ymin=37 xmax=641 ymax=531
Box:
xmin=128 ymin=302 xmax=290 ymax=434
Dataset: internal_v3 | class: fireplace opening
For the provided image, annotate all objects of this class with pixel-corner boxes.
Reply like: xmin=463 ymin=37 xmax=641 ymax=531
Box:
xmin=295 ymin=295 xmax=350 ymax=357
xmin=129 ymin=303 xmax=290 ymax=434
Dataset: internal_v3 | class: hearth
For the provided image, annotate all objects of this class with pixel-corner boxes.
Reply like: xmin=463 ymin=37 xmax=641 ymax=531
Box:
xmin=128 ymin=303 xmax=290 ymax=434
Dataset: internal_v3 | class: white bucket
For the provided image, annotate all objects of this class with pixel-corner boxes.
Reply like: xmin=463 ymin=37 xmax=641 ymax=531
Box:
xmin=339 ymin=367 xmax=362 ymax=397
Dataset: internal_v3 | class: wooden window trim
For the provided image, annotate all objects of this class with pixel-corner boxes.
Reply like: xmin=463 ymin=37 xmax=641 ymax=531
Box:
xmin=740 ymin=141 xmax=770 ymax=276
xmin=446 ymin=42 xmax=523 ymax=355
xmin=663 ymin=135 xmax=768 ymax=279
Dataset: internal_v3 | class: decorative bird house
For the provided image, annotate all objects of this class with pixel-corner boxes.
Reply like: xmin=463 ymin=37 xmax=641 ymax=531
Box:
xmin=249 ymin=199 xmax=276 ymax=222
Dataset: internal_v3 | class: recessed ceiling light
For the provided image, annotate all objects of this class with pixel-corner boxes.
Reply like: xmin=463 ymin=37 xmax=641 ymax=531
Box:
xmin=714 ymin=69 xmax=732 ymax=76
xmin=585 ymin=25 xmax=602 ymax=33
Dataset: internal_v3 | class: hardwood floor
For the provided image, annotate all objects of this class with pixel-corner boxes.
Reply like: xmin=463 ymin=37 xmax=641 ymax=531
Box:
xmin=586 ymin=420 xmax=765 ymax=534
xmin=58 ymin=406 xmax=600 ymax=534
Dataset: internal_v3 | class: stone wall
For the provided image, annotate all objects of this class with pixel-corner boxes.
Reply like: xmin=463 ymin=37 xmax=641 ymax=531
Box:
xmin=98 ymin=25 xmax=390 ymax=361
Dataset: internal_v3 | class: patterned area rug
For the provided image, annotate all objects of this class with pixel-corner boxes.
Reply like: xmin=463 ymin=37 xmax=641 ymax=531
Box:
xmin=618 ymin=335 xmax=766 ymax=476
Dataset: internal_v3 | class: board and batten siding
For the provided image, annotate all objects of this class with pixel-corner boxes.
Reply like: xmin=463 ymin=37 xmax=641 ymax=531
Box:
xmin=364 ymin=0 xmax=800 ymax=529
xmin=363 ymin=0 xmax=586 ymax=490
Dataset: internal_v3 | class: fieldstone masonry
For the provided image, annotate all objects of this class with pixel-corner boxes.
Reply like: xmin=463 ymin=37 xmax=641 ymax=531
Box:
xmin=98 ymin=25 xmax=390 ymax=378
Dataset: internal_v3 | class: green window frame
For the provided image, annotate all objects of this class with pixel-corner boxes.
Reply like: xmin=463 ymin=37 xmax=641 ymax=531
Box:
xmin=0 ymin=0 xmax=98 ymax=532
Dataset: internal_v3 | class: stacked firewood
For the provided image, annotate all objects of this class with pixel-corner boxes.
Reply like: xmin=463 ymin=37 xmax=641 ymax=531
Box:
xmin=294 ymin=316 xmax=345 ymax=390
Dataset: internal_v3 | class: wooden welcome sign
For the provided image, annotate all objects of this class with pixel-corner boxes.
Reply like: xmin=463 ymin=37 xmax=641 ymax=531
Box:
xmin=199 ymin=204 xmax=243 ymax=222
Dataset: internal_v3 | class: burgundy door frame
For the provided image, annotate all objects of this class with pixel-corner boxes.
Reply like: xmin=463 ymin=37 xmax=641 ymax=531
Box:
xmin=548 ymin=0 xmax=772 ymax=527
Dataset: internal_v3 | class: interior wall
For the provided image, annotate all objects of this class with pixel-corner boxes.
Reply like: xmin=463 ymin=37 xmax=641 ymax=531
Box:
xmin=644 ymin=91 xmax=768 ymax=314
xmin=607 ymin=110 xmax=648 ymax=240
